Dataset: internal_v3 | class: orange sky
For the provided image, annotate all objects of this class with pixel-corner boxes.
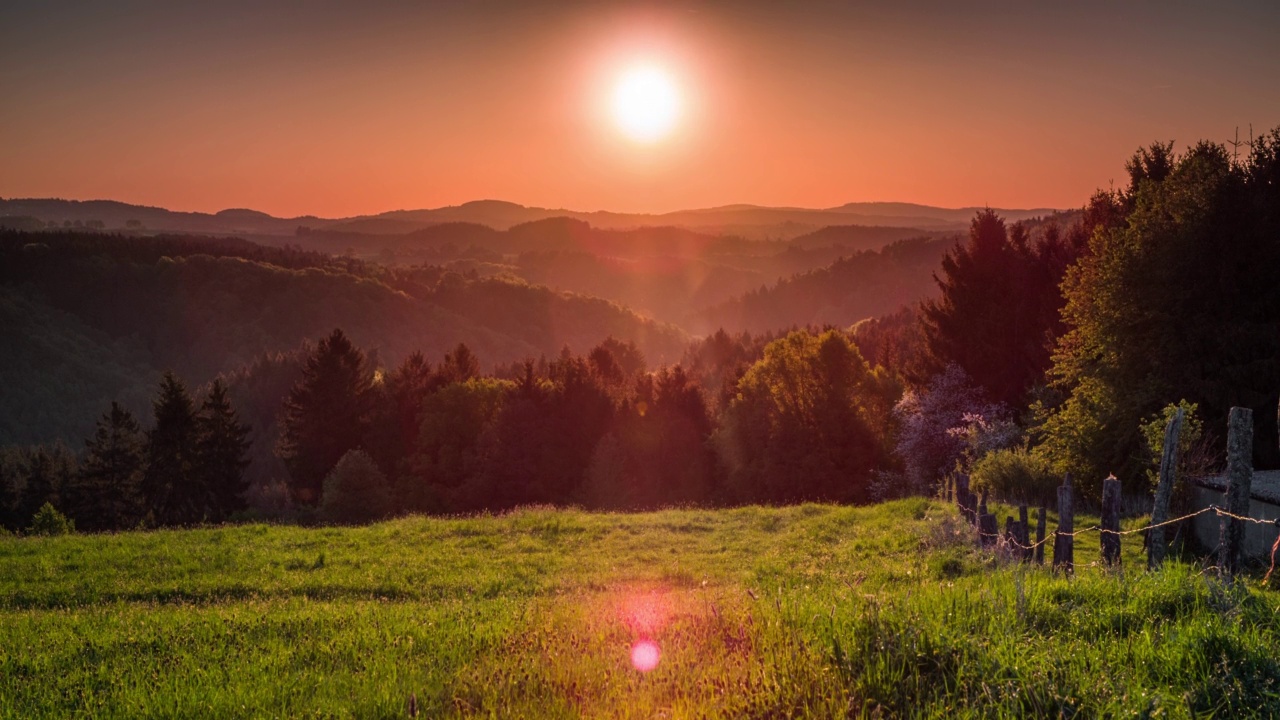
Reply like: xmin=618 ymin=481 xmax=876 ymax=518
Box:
xmin=2 ymin=1 xmax=1278 ymax=218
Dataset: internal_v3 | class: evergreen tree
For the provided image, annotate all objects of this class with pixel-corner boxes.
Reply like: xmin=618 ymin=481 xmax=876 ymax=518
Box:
xmin=438 ymin=343 xmax=480 ymax=385
xmin=196 ymin=379 xmax=251 ymax=522
xmin=0 ymin=448 xmax=21 ymax=530
xmin=16 ymin=443 xmax=76 ymax=527
xmin=72 ymin=401 xmax=146 ymax=531
xmin=142 ymin=372 xmax=204 ymax=525
xmin=365 ymin=352 xmax=438 ymax=482
xmin=920 ymin=210 xmax=1074 ymax=408
xmin=278 ymin=329 xmax=373 ymax=504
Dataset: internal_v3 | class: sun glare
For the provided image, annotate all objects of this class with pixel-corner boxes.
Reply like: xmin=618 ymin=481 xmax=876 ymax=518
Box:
xmin=630 ymin=640 xmax=661 ymax=672
xmin=611 ymin=65 xmax=681 ymax=143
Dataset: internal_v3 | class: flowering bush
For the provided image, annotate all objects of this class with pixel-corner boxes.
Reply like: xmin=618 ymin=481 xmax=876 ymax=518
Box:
xmin=894 ymin=365 xmax=1011 ymax=495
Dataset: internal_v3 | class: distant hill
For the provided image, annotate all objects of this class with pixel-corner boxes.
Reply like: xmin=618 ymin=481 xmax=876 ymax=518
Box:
xmin=690 ymin=236 xmax=953 ymax=335
xmin=788 ymin=224 xmax=944 ymax=251
xmin=1 ymin=197 xmax=1062 ymax=241
xmin=0 ymin=230 xmax=687 ymax=445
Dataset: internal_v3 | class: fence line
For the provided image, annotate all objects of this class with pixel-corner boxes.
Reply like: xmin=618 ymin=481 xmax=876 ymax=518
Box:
xmin=969 ymin=503 xmax=1280 ymax=581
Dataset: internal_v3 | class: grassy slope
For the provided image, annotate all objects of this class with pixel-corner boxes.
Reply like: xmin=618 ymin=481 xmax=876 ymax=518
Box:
xmin=1 ymin=500 xmax=1278 ymax=718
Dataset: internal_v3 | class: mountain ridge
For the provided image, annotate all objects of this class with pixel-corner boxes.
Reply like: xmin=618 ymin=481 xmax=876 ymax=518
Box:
xmin=1 ymin=197 xmax=1064 ymax=241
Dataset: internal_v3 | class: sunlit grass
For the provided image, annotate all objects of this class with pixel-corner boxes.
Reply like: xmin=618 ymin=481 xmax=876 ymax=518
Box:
xmin=1 ymin=499 xmax=1277 ymax=718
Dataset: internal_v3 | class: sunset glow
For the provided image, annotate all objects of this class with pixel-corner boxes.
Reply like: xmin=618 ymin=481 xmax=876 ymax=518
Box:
xmin=0 ymin=3 xmax=1277 ymax=217
xmin=611 ymin=65 xmax=682 ymax=143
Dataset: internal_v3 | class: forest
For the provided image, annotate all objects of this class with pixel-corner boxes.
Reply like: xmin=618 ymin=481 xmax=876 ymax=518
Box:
xmin=2 ymin=131 xmax=1279 ymax=534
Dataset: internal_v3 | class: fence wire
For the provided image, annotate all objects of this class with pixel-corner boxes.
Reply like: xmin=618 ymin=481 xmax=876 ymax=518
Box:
xmin=965 ymin=504 xmax=1280 ymax=582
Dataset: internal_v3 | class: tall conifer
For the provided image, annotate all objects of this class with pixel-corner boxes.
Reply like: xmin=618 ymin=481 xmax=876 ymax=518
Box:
xmin=142 ymin=372 xmax=203 ymax=525
xmin=196 ymin=379 xmax=251 ymax=522
xmin=278 ymin=329 xmax=373 ymax=504
xmin=73 ymin=402 xmax=146 ymax=531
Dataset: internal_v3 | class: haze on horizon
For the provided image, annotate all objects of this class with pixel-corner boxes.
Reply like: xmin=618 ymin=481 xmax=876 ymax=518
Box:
xmin=2 ymin=0 xmax=1278 ymax=218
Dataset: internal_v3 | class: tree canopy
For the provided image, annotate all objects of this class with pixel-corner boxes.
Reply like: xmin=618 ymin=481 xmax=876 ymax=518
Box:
xmin=1039 ymin=133 xmax=1280 ymax=490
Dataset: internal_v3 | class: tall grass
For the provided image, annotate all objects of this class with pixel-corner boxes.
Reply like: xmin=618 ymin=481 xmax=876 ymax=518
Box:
xmin=1 ymin=500 xmax=1277 ymax=718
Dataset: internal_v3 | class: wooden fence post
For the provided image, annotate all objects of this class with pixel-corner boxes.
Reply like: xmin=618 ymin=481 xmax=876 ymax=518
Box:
xmin=979 ymin=488 xmax=989 ymax=518
xmin=979 ymin=511 xmax=998 ymax=548
xmin=1054 ymin=474 xmax=1074 ymax=574
xmin=1219 ymin=407 xmax=1254 ymax=575
xmin=1148 ymin=407 xmax=1184 ymax=569
xmin=1018 ymin=504 xmax=1031 ymax=560
xmin=1101 ymin=475 xmax=1121 ymax=565
xmin=1035 ymin=505 xmax=1047 ymax=565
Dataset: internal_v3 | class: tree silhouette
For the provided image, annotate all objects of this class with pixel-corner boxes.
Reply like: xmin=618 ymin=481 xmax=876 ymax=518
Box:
xmin=920 ymin=210 xmax=1075 ymax=408
xmin=142 ymin=372 xmax=203 ymax=525
xmin=0 ymin=450 xmax=16 ymax=530
xmin=17 ymin=444 xmax=76 ymax=527
xmin=196 ymin=379 xmax=251 ymax=522
xmin=278 ymin=329 xmax=373 ymax=504
xmin=71 ymin=401 xmax=146 ymax=531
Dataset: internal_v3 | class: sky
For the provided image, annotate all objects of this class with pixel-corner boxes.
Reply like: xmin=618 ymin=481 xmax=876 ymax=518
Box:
xmin=2 ymin=0 xmax=1279 ymax=218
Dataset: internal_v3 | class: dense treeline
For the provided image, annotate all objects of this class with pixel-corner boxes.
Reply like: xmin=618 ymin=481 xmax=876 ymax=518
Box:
xmin=0 ymin=374 xmax=250 ymax=532
xmin=265 ymin=326 xmax=900 ymax=519
xmin=0 ymin=324 xmax=906 ymax=531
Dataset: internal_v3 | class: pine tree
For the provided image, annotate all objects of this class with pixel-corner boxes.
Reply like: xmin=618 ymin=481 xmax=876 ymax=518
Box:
xmin=72 ymin=402 xmax=146 ymax=531
xmin=0 ymin=448 xmax=20 ymax=531
xmin=142 ymin=372 xmax=204 ymax=525
xmin=16 ymin=444 xmax=76 ymax=527
xmin=920 ymin=210 xmax=1063 ymax=408
xmin=365 ymin=351 xmax=439 ymax=484
xmin=438 ymin=343 xmax=480 ymax=384
xmin=196 ymin=379 xmax=251 ymax=522
xmin=278 ymin=329 xmax=373 ymax=504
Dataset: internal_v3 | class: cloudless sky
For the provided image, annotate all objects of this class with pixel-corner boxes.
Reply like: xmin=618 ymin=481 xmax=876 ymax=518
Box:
xmin=2 ymin=0 xmax=1278 ymax=217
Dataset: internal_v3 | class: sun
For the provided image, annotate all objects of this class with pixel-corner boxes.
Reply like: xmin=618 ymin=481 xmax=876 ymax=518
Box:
xmin=611 ymin=65 xmax=681 ymax=143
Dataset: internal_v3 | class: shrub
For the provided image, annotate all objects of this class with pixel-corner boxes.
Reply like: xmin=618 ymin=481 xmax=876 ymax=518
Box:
xmin=28 ymin=502 xmax=74 ymax=536
xmin=1140 ymin=400 xmax=1213 ymax=492
xmin=894 ymin=365 xmax=1007 ymax=494
xmin=321 ymin=450 xmax=392 ymax=524
xmin=969 ymin=447 xmax=1057 ymax=507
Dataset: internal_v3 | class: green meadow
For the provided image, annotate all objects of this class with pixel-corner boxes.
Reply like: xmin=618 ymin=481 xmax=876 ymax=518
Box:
xmin=2 ymin=499 xmax=1278 ymax=718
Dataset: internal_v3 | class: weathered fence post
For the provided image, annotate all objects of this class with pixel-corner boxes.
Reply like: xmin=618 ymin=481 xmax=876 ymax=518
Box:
xmin=1035 ymin=505 xmax=1047 ymax=565
xmin=1004 ymin=516 xmax=1016 ymax=552
xmin=1017 ymin=504 xmax=1031 ymax=560
xmin=1101 ymin=475 xmax=1121 ymax=565
xmin=976 ymin=486 xmax=996 ymax=546
xmin=1148 ymin=407 xmax=1185 ymax=569
xmin=1054 ymin=474 xmax=1074 ymax=574
xmin=979 ymin=511 xmax=998 ymax=548
xmin=1219 ymin=407 xmax=1254 ymax=575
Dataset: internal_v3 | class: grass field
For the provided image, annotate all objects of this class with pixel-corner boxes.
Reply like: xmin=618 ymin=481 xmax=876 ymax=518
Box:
xmin=3 ymin=498 xmax=1279 ymax=718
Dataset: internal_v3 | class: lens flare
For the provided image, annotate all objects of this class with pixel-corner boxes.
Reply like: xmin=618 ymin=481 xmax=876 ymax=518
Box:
xmin=630 ymin=640 xmax=661 ymax=672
